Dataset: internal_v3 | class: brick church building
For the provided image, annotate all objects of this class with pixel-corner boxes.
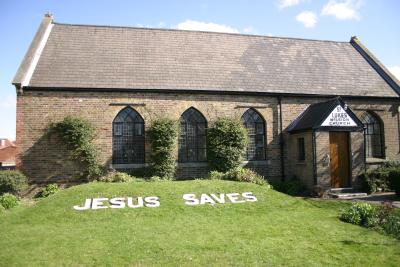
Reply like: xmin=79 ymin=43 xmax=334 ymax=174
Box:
xmin=13 ymin=14 xmax=400 ymax=191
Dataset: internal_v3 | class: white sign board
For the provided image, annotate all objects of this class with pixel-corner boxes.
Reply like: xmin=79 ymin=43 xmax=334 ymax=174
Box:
xmin=321 ymin=105 xmax=357 ymax=127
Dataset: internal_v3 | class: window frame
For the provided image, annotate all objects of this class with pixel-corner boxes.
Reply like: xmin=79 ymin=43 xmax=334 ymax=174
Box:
xmin=178 ymin=107 xmax=207 ymax=163
xmin=297 ymin=137 xmax=305 ymax=162
xmin=241 ymin=108 xmax=266 ymax=161
xmin=360 ymin=111 xmax=385 ymax=159
xmin=112 ymin=107 xmax=145 ymax=164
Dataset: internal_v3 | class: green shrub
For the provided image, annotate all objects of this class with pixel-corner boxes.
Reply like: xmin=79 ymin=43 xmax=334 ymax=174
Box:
xmin=382 ymin=214 xmax=400 ymax=239
xmin=148 ymin=118 xmax=179 ymax=179
xmin=360 ymin=170 xmax=390 ymax=194
xmin=49 ymin=116 xmax=103 ymax=180
xmin=0 ymin=170 xmax=28 ymax=195
xmin=0 ymin=193 xmax=18 ymax=209
xmin=39 ymin=184 xmax=59 ymax=198
xmin=207 ymin=170 xmax=225 ymax=180
xmin=99 ymin=172 xmax=134 ymax=183
xmin=376 ymin=202 xmax=395 ymax=224
xmin=207 ymin=168 xmax=269 ymax=186
xmin=225 ymin=168 xmax=267 ymax=185
xmin=360 ymin=162 xmax=400 ymax=194
xmin=207 ymin=118 xmax=247 ymax=172
xmin=340 ymin=201 xmax=400 ymax=239
xmin=273 ymin=177 xmax=308 ymax=196
xmin=148 ymin=176 xmax=163 ymax=182
xmin=388 ymin=168 xmax=400 ymax=196
xmin=340 ymin=202 xmax=378 ymax=228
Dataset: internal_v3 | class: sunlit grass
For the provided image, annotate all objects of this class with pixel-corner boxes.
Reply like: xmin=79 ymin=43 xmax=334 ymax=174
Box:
xmin=0 ymin=180 xmax=399 ymax=266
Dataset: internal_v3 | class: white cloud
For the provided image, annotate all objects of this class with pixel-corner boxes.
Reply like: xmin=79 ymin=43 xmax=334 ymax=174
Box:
xmin=388 ymin=66 xmax=400 ymax=81
xmin=321 ymin=0 xmax=362 ymax=20
xmin=136 ymin=22 xmax=167 ymax=29
xmin=296 ymin=11 xmax=318 ymax=28
xmin=243 ymin=26 xmax=258 ymax=35
xmin=277 ymin=0 xmax=305 ymax=9
xmin=0 ymin=94 xmax=16 ymax=140
xmin=0 ymin=94 xmax=16 ymax=108
xmin=176 ymin=20 xmax=239 ymax=33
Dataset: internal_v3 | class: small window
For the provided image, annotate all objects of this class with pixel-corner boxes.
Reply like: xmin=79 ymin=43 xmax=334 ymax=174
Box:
xmin=297 ymin=137 xmax=305 ymax=161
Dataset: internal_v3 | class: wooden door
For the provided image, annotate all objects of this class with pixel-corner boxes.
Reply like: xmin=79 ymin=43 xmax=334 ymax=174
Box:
xmin=329 ymin=132 xmax=350 ymax=188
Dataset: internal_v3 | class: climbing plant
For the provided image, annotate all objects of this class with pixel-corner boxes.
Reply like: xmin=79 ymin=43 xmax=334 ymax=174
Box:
xmin=148 ymin=118 xmax=179 ymax=179
xmin=49 ymin=116 xmax=102 ymax=180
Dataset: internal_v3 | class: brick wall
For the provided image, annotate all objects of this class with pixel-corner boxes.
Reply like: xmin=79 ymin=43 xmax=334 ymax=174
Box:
xmin=287 ymin=131 xmax=314 ymax=189
xmin=17 ymin=90 xmax=399 ymax=186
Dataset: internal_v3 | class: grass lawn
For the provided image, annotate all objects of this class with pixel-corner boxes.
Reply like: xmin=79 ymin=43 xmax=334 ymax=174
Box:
xmin=0 ymin=180 xmax=399 ymax=266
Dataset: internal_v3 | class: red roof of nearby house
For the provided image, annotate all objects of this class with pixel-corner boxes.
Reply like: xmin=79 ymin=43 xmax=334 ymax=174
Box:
xmin=0 ymin=139 xmax=15 ymax=149
xmin=0 ymin=139 xmax=17 ymax=164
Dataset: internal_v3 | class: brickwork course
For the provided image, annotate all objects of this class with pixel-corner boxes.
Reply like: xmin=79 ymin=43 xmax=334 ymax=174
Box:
xmin=12 ymin=15 xmax=400 ymax=191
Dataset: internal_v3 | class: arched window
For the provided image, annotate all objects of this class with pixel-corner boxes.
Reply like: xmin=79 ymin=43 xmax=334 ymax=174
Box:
xmin=241 ymin=108 xmax=266 ymax=161
xmin=112 ymin=107 xmax=145 ymax=164
xmin=360 ymin=112 xmax=384 ymax=158
xmin=179 ymin=107 xmax=207 ymax=162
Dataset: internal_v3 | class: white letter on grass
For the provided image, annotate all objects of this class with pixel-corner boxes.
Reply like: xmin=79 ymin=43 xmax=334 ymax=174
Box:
xmin=183 ymin=194 xmax=199 ymax=205
xmin=127 ymin=197 xmax=144 ymax=208
xmin=73 ymin=199 xmax=92 ymax=211
xmin=144 ymin=196 xmax=160 ymax=208
xmin=242 ymin=192 xmax=257 ymax=202
xmin=210 ymin=193 xmax=225 ymax=204
xmin=200 ymin=194 xmax=216 ymax=205
xmin=226 ymin=193 xmax=245 ymax=203
xmin=91 ymin=198 xmax=109 ymax=209
xmin=110 ymin=197 xmax=126 ymax=209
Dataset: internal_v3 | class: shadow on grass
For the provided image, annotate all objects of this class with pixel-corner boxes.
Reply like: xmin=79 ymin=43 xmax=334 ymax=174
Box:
xmin=341 ymin=240 xmax=362 ymax=245
xmin=341 ymin=239 xmax=396 ymax=246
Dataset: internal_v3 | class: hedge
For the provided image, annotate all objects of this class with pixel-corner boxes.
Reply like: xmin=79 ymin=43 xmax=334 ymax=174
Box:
xmin=148 ymin=118 xmax=179 ymax=179
xmin=206 ymin=118 xmax=247 ymax=172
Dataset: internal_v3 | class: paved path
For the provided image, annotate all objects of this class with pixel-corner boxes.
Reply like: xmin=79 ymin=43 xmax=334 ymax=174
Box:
xmin=340 ymin=192 xmax=400 ymax=208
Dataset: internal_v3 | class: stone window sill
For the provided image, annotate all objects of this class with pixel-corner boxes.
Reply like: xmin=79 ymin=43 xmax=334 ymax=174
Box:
xmin=241 ymin=160 xmax=268 ymax=166
xmin=178 ymin=162 xmax=208 ymax=167
xmin=365 ymin=158 xmax=387 ymax=164
xmin=111 ymin=163 xmax=148 ymax=169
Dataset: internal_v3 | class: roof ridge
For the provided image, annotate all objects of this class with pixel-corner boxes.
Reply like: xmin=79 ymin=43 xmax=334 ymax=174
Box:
xmin=350 ymin=37 xmax=400 ymax=96
xmin=52 ymin=21 xmax=349 ymax=44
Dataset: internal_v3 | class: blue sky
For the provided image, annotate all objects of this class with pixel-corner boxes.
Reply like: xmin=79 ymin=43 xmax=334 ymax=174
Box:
xmin=1 ymin=0 xmax=399 ymax=140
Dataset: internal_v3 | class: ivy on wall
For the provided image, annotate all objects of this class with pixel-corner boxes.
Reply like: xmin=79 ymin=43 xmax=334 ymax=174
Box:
xmin=48 ymin=116 xmax=102 ymax=180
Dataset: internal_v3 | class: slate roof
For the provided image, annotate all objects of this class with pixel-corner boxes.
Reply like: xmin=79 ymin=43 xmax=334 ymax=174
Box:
xmin=286 ymin=97 xmax=364 ymax=132
xmin=13 ymin=15 xmax=400 ymax=98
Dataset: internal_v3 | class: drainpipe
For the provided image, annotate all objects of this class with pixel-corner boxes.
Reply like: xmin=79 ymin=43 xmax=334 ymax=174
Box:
xmin=278 ymin=96 xmax=285 ymax=182
xmin=363 ymin=125 xmax=367 ymax=172
xmin=312 ymin=130 xmax=317 ymax=185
